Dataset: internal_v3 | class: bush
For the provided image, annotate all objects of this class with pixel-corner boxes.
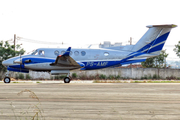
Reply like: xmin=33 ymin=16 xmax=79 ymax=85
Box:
xmin=108 ymin=75 xmax=114 ymax=80
xmin=72 ymin=73 xmax=77 ymax=79
xmin=79 ymin=74 xmax=87 ymax=80
xmin=148 ymin=75 xmax=152 ymax=79
xmin=54 ymin=75 xmax=70 ymax=80
xmin=153 ymin=74 xmax=158 ymax=79
xmin=144 ymin=75 xmax=147 ymax=79
xmin=15 ymin=74 xmax=19 ymax=79
xmin=115 ymin=75 xmax=121 ymax=80
xmin=166 ymin=75 xmax=176 ymax=80
xmin=19 ymin=73 xmax=24 ymax=79
xmin=54 ymin=75 xmax=60 ymax=80
xmin=99 ymin=74 xmax=107 ymax=80
xmin=26 ymin=74 xmax=31 ymax=79
xmin=88 ymin=75 xmax=96 ymax=80
xmin=59 ymin=75 xmax=67 ymax=79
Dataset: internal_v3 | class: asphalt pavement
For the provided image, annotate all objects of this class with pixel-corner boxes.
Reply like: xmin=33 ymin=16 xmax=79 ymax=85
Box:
xmin=0 ymin=82 xmax=180 ymax=120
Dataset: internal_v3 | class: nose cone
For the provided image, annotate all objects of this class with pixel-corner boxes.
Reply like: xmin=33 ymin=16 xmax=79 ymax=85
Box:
xmin=2 ymin=59 xmax=13 ymax=67
xmin=2 ymin=56 xmax=21 ymax=67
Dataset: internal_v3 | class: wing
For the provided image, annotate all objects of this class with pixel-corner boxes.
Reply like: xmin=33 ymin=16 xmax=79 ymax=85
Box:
xmin=50 ymin=47 xmax=81 ymax=67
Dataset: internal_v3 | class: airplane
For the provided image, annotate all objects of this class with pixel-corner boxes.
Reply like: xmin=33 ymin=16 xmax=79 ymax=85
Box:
xmin=2 ymin=24 xmax=177 ymax=83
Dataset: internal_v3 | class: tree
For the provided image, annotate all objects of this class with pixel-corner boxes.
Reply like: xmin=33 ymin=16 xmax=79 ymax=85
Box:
xmin=141 ymin=50 xmax=168 ymax=68
xmin=0 ymin=41 xmax=25 ymax=72
xmin=141 ymin=57 xmax=155 ymax=68
xmin=155 ymin=50 xmax=168 ymax=68
xmin=174 ymin=41 xmax=180 ymax=58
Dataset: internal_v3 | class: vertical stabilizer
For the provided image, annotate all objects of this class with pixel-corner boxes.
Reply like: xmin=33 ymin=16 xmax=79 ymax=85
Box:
xmin=132 ymin=24 xmax=177 ymax=55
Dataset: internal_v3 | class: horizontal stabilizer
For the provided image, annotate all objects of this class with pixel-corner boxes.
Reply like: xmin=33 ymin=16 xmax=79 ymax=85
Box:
xmin=146 ymin=24 xmax=177 ymax=28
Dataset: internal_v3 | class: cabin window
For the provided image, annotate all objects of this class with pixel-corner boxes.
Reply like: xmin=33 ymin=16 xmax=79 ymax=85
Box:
xmin=70 ymin=51 xmax=73 ymax=56
xmin=104 ymin=52 xmax=109 ymax=56
xmin=61 ymin=51 xmax=65 ymax=55
xmin=60 ymin=50 xmax=73 ymax=55
xmin=39 ymin=50 xmax=45 ymax=56
xmin=74 ymin=51 xmax=79 ymax=56
xmin=54 ymin=50 xmax=59 ymax=56
xmin=81 ymin=51 xmax=86 ymax=56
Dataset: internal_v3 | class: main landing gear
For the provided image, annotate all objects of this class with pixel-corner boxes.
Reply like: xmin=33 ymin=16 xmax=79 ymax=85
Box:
xmin=64 ymin=73 xmax=71 ymax=83
xmin=64 ymin=77 xmax=71 ymax=83
xmin=4 ymin=70 xmax=11 ymax=83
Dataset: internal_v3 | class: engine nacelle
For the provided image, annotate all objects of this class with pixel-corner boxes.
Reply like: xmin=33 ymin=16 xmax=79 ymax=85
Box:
xmin=22 ymin=57 xmax=55 ymax=64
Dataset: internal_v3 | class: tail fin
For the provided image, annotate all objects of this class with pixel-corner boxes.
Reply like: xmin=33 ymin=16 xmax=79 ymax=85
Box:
xmin=132 ymin=24 xmax=177 ymax=54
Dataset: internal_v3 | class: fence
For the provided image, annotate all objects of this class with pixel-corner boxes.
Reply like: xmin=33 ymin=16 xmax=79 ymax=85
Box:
xmin=7 ymin=68 xmax=180 ymax=80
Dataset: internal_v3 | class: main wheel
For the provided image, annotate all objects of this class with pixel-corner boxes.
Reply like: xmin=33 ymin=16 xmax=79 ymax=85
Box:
xmin=4 ymin=77 xmax=11 ymax=83
xmin=64 ymin=77 xmax=71 ymax=83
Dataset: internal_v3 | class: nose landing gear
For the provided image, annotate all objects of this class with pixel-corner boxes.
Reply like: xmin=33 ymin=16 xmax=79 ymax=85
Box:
xmin=4 ymin=77 xmax=11 ymax=83
xmin=4 ymin=70 xmax=11 ymax=83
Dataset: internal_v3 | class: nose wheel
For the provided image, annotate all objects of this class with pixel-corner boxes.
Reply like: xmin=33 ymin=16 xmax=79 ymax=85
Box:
xmin=4 ymin=77 xmax=11 ymax=83
xmin=4 ymin=70 xmax=11 ymax=83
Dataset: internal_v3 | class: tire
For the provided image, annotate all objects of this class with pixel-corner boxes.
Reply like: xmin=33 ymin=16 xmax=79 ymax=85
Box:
xmin=4 ymin=77 xmax=11 ymax=83
xmin=64 ymin=77 xmax=71 ymax=83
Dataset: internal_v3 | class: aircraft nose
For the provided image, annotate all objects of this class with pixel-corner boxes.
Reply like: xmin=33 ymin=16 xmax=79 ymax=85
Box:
xmin=2 ymin=60 xmax=10 ymax=67
xmin=2 ymin=57 xmax=20 ymax=67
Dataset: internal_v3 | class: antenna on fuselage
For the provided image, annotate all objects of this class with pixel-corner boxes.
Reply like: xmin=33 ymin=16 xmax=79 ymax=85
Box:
xmin=88 ymin=45 xmax=92 ymax=48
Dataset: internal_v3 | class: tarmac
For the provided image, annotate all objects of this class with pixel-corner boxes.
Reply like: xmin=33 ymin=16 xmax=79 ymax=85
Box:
xmin=0 ymin=81 xmax=180 ymax=120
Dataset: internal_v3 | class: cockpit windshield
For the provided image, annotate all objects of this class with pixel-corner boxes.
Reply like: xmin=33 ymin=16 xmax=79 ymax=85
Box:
xmin=31 ymin=49 xmax=38 ymax=55
xmin=30 ymin=49 xmax=45 ymax=56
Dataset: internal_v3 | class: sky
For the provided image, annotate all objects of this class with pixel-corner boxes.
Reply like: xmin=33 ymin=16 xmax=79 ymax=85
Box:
xmin=0 ymin=0 xmax=180 ymax=60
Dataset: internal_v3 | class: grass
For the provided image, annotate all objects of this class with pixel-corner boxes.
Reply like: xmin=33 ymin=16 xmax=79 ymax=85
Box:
xmin=94 ymin=80 xmax=125 ymax=83
xmin=12 ymin=82 xmax=19 ymax=83
xmin=93 ymin=80 xmax=180 ymax=83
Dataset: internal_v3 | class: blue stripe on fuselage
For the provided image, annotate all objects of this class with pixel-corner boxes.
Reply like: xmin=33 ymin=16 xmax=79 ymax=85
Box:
xmin=7 ymin=67 xmax=29 ymax=73
xmin=82 ymin=61 xmax=121 ymax=70
xmin=120 ymin=59 xmax=146 ymax=65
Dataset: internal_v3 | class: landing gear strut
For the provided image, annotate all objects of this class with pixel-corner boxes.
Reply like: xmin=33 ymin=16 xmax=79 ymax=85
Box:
xmin=4 ymin=70 xmax=11 ymax=83
xmin=64 ymin=73 xmax=71 ymax=83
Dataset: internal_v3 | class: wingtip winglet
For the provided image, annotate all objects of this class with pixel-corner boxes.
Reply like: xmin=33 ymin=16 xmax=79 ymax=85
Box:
xmin=62 ymin=47 xmax=71 ymax=56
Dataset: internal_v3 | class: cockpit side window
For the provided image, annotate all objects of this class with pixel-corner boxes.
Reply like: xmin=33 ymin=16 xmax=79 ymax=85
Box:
xmin=39 ymin=50 xmax=45 ymax=56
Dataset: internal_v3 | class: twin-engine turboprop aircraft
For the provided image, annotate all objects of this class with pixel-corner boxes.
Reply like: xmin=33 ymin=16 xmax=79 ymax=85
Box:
xmin=2 ymin=24 xmax=177 ymax=83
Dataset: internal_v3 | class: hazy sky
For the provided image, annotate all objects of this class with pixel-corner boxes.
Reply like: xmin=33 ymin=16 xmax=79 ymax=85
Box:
xmin=0 ymin=0 xmax=180 ymax=60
